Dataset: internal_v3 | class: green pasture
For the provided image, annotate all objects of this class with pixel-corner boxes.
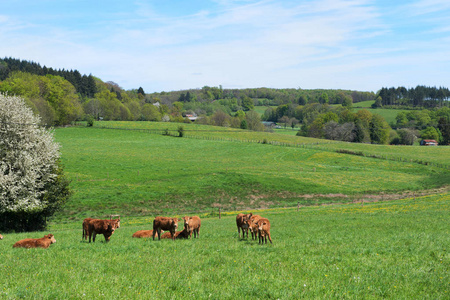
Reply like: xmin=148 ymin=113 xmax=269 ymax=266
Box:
xmin=53 ymin=124 xmax=449 ymax=220
xmin=352 ymin=107 xmax=408 ymax=124
xmin=353 ymin=100 xmax=375 ymax=108
xmin=0 ymin=193 xmax=448 ymax=299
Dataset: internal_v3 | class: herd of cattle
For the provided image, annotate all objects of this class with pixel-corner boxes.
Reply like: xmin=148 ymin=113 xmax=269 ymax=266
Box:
xmin=1 ymin=212 xmax=272 ymax=249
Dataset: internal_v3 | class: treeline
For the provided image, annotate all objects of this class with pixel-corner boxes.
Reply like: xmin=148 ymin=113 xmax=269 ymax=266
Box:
xmin=1 ymin=57 xmax=449 ymax=145
xmin=376 ymin=86 xmax=450 ymax=108
xmin=152 ymin=86 xmax=374 ymax=108
xmin=0 ymin=57 xmax=97 ymax=98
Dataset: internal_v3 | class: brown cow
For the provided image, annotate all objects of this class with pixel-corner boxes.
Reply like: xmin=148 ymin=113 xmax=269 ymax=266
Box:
xmin=236 ymin=213 xmax=252 ymax=238
xmin=247 ymin=215 xmax=262 ymax=240
xmin=88 ymin=219 xmax=118 ymax=243
xmin=257 ymin=218 xmax=272 ymax=244
xmin=83 ymin=218 xmax=120 ymax=242
xmin=153 ymin=217 xmax=179 ymax=240
xmin=13 ymin=234 xmax=56 ymax=249
xmin=182 ymin=216 xmax=201 ymax=238
xmin=82 ymin=217 xmax=93 ymax=240
xmin=160 ymin=228 xmax=190 ymax=240
xmin=132 ymin=230 xmax=163 ymax=238
xmin=0 ymin=234 xmax=3 ymax=240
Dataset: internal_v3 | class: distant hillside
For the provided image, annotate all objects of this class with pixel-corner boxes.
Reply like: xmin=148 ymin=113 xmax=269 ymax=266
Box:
xmin=1 ymin=57 xmax=449 ymax=145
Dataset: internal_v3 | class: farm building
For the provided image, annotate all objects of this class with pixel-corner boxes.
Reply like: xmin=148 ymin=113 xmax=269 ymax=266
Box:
xmin=420 ymin=139 xmax=438 ymax=146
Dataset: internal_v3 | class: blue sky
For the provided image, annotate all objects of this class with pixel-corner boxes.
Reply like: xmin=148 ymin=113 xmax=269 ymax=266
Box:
xmin=1 ymin=0 xmax=449 ymax=93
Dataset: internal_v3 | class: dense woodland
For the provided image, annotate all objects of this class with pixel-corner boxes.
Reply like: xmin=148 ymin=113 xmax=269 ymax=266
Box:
xmin=1 ymin=57 xmax=449 ymax=145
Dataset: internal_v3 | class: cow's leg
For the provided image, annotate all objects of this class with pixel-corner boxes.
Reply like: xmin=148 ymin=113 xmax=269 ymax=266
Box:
xmin=171 ymin=230 xmax=176 ymax=241
xmin=93 ymin=231 xmax=97 ymax=242
xmin=89 ymin=231 xmax=92 ymax=243
xmin=267 ymin=232 xmax=272 ymax=244
xmin=157 ymin=228 xmax=161 ymax=240
xmin=237 ymin=226 xmax=241 ymax=238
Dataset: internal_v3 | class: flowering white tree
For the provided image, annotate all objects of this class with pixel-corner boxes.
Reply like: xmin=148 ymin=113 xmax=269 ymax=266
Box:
xmin=0 ymin=93 xmax=70 ymax=231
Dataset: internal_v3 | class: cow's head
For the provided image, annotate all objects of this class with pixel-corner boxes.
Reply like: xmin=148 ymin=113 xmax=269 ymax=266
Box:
xmin=241 ymin=213 xmax=252 ymax=228
xmin=258 ymin=220 xmax=268 ymax=231
xmin=111 ymin=218 xmax=120 ymax=229
xmin=45 ymin=234 xmax=56 ymax=244
xmin=182 ymin=216 xmax=191 ymax=232
xmin=249 ymin=218 xmax=260 ymax=233
xmin=172 ymin=218 xmax=179 ymax=230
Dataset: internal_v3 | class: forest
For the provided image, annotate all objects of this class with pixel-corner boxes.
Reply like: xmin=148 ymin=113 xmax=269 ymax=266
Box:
xmin=1 ymin=57 xmax=449 ymax=145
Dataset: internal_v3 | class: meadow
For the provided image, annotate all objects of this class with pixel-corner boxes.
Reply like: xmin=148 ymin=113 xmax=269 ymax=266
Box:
xmin=52 ymin=123 xmax=449 ymax=221
xmin=0 ymin=193 xmax=448 ymax=299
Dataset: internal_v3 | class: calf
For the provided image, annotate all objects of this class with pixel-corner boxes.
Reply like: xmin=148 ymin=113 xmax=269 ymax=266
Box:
xmin=13 ymin=234 xmax=56 ymax=249
xmin=160 ymin=228 xmax=190 ymax=240
xmin=0 ymin=234 xmax=3 ymax=240
xmin=257 ymin=218 xmax=272 ymax=244
xmin=132 ymin=230 xmax=162 ymax=238
xmin=83 ymin=218 xmax=120 ymax=242
xmin=88 ymin=219 xmax=117 ymax=243
xmin=153 ymin=217 xmax=179 ymax=240
xmin=236 ymin=213 xmax=252 ymax=239
xmin=82 ymin=218 xmax=93 ymax=240
xmin=247 ymin=215 xmax=262 ymax=240
xmin=182 ymin=216 xmax=201 ymax=238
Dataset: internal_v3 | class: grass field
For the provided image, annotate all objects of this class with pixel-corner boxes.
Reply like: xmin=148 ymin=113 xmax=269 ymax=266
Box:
xmin=352 ymin=107 xmax=409 ymax=124
xmin=53 ymin=124 xmax=449 ymax=221
xmin=0 ymin=193 xmax=448 ymax=299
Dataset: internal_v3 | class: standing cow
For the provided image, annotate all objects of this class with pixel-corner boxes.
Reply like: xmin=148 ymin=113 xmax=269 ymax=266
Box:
xmin=153 ymin=217 xmax=179 ymax=241
xmin=13 ymin=234 xmax=56 ymax=249
xmin=236 ymin=213 xmax=252 ymax=239
xmin=83 ymin=218 xmax=120 ymax=242
xmin=182 ymin=216 xmax=201 ymax=238
xmin=247 ymin=215 xmax=262 ymax=240
xmin=257 ymin=218 xmax=272 ymax=244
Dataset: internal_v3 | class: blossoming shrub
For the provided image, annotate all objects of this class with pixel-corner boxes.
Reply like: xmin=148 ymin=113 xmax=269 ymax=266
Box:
xmin=0 ymin=93 xmax=71 ymax=231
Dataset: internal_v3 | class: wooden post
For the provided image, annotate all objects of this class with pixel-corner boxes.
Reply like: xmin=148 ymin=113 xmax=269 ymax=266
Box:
xmin=219 ymin=207 xmax=221 ymax=219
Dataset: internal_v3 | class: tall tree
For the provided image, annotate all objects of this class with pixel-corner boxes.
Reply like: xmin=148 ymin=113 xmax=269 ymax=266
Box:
xmin=0 ymin=94 xmax=70 ymax=232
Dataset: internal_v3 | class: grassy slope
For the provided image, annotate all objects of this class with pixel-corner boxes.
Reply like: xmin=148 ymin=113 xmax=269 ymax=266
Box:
xmin=0 ymin=193 xmax=448 ymax=299
xmin=54 ymin=124 xmax=449 ymax=220
xmin=352 ymin=107 xmax=409 ymax=124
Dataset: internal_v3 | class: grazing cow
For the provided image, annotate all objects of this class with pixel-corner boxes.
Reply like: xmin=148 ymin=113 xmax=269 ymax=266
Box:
xmin=236 ymin=213 xmax=252 ymax=239
xmin=132 ymin=230 xmax=163 ymax=238
xmin=257 ymin=218 xmax=272 ymax=244
xmin=247 ymin=215 xmax=262 ymax=240
xmin=13 ymin=234 xmax=56 ymax=249
xmin=0 ymin=234 xmax=3 ymax=240
xmin=182 ymin=216 xmax=201 ymax=238
xmin=153 ymin=217 xmax=179 ymax=240
xmin=83 ymin=218 xmax=120 ymax=242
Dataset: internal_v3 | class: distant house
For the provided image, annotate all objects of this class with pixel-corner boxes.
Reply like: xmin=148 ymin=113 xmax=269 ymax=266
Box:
xmin=262 ymin=121 xmax=276 ymax=128
xmin=420 ymin=139 xmax=438 ymax=146
xmin=182 ymin=113 xmax=198 ymax=122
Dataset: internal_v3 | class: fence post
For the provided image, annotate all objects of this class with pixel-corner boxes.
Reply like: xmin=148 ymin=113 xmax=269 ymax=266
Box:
xmin=219 ymin=207 xmax=221 ymax=219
